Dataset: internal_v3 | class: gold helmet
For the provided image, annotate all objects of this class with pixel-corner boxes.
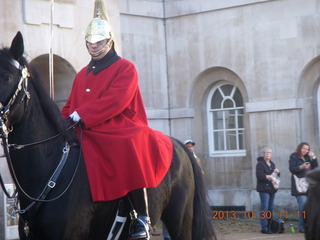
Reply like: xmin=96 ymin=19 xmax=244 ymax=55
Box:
xmin=85 ymin=10 xmax=113 ymax=44
xmin=85 ymin=0 xmax=118 ymax=51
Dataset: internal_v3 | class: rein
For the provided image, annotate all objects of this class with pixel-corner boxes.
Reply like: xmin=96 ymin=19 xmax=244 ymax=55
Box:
xmin=0 ymin=121 xmax=82 ymax=203
xmin=0 ymin=122 xmax=83 ymax=239
xmin=8 ymin=123 xmax=77 ymax=150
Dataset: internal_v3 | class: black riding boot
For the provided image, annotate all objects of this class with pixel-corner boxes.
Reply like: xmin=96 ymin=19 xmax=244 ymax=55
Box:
xmin=128 ymin=188 xmax=151 ymax=240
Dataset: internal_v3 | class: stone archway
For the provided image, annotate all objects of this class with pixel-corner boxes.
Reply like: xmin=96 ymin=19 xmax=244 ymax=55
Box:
xmin=30 ymin=54 xmax=76 ymax=109
xmin=297 ymin=56 xmax=320 ymax=145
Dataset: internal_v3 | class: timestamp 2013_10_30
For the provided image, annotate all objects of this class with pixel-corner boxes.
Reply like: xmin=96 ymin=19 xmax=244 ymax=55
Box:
xmin=212 ymin=210 xmax=306 ymax=220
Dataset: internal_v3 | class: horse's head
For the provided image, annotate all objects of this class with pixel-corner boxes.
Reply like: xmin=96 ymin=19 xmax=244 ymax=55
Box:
xmin=0 ymin=32 xmax=75 ymax=143
xmin=0 ymin=32 xmax=30 ymax=131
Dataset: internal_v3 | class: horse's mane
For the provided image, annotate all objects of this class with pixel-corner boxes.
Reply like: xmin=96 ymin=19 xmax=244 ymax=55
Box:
xmin=28 ymin=66 xmax=70 ymax=135
xmin=29 ymin=65 xmax=77 ymax=142
xmin=0 ymin=47 xmax=74 ymax=141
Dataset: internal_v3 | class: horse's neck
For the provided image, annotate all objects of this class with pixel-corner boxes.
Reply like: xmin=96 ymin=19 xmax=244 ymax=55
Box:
xmin=10 ymin=100 xmax=58 ymax=144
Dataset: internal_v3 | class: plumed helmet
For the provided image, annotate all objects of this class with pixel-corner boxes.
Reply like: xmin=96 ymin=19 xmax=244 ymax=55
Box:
xmin=85 ymin=15 xmax=113 ymax=44
xmin=85 ymin=0 xmax=114 ymax=44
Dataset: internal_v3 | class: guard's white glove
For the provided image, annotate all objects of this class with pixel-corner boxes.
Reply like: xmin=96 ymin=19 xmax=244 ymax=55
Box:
xmin=69 ymin=111 xmax=81 ymax=122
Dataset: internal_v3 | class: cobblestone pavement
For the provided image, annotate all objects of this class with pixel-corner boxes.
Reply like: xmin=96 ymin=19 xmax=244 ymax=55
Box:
xmin=151 ymin=218 xmax=305 ymax=240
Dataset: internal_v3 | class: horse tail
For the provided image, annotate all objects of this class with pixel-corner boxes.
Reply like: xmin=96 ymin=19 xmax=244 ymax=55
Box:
xmin=178 ymin=142 xmax=216 ymax=240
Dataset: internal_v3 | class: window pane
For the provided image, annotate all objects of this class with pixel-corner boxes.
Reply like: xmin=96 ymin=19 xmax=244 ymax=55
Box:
xmin=226 ymin=130 xmax=237 ymax=150
xmin=225 ymin=110 xmax=236 ymax=129
xmin=220 ymin=84 xmax=233 ymax=96
xmin=238 ymin=130 xmax=244 ymax=149
xmin=238 ymin=113 xmax=243 ymax=128
xmin=223 ymin=99 xmax=234 ymax=108
xmin=234 ymin=88 xmax=243 ymax=107
xmin=212 ymin=111 xmax=224 ymax=129
xmin=214 ymin=131 xmax=224 ymax=150
xmin=211 ymin=90 xmax=223 ymax=109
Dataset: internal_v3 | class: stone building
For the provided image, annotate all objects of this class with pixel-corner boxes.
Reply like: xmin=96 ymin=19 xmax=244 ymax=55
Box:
xmin=0 ymin=0 xmax=320 ymax=236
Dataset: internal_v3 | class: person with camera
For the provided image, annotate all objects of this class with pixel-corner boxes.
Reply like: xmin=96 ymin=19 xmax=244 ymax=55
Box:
xmin=289 ymin=142 xmax=318 ymax=233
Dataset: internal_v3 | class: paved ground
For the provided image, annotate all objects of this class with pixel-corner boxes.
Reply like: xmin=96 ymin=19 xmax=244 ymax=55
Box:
xmin=151 ymin=218 xmax=305 ymax=240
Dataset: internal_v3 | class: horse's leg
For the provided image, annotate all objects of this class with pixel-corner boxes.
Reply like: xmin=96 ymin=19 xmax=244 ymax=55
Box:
xmin=147 ymin=180 xmax=170 ymax=235
xmin=162 ymin=189 xmax=194 ymax=240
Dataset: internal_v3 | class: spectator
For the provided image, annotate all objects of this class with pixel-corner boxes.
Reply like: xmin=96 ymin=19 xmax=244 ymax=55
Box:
xmin=184 ymin=139 xmax=204 ymax=174
xmin=256 ymin=147 xmax=280 ymax=234
xmin=289 ymin=142 xmax=318 ymax=233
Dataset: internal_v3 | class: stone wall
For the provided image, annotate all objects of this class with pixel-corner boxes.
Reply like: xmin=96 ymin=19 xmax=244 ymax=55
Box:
xmin=120 ymin=0 xmax=320 ymax=214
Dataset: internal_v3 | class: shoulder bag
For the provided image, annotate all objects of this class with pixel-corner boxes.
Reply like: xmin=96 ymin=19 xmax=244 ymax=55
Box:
xmin=293 ymin=174 xmax=308 ymax=193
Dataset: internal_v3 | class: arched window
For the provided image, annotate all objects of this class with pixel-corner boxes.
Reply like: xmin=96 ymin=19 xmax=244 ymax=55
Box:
xmin=207 ymin=83 xmax=245 ymax=157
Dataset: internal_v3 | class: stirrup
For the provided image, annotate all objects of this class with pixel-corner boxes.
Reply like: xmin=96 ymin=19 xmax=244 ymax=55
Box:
xmin=128 ymin=215 xmax=151 ymax=240
xmin=130 ymin=210 xmax=138 ymax=220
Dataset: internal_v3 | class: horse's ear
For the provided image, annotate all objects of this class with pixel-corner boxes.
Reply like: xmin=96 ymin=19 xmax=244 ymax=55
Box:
xmin=9 ymin=31 xmax=24 ymax=60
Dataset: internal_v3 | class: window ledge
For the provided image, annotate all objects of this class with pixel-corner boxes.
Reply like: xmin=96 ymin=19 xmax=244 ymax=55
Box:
xmin=209 ymin=150 xmax=246 ymax=157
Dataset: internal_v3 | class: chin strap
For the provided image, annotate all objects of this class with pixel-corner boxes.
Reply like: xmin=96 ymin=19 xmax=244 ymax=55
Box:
xmin=87 ymin=37 xmax=113 ymax=57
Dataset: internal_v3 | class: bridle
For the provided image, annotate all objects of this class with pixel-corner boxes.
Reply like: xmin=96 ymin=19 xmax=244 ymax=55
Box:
xmin=0 ymin=59 xmax=81 ymax=221
xmin=0 ymin=59 xmax=30 ymax=138
xmin=0 ymin=59 xmax=31 ymax=199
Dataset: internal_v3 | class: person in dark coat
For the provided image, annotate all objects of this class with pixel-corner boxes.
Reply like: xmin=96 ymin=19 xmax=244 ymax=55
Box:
xmin=256 ymin=147 xmax=280 ymax=234
xmin=289 ymin=142 xmax=318 ymax=233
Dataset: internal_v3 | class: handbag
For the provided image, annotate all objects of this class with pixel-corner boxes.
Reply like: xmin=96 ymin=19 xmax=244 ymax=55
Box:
xmin=293 ymin=174 xmax=309 ymax=193
xmin=268 ymin=219 xmax=284 ymax=233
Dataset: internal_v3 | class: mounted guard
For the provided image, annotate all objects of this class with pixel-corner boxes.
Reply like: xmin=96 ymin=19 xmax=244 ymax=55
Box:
xmin=61 ymin=0 xmax=173 ymax=239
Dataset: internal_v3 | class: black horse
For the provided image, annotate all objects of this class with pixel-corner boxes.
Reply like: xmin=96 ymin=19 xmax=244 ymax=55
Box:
xmin=0 ymin=32 xmax=215 ymax=240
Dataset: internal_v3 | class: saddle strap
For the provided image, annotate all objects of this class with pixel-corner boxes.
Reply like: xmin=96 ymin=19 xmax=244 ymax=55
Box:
xmin=106 ymin=199 xmax=128 ymax=240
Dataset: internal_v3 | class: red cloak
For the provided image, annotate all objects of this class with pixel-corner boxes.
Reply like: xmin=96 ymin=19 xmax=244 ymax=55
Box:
xmin=61 ymin=58 xmax=173 ymax=202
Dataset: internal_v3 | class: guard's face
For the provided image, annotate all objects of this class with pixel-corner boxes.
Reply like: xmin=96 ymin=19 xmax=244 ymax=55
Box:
xmin=86 ymin=39 xmax=110 ymax=60
xmin=86 ymin=39 xmax=107 ymax=51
